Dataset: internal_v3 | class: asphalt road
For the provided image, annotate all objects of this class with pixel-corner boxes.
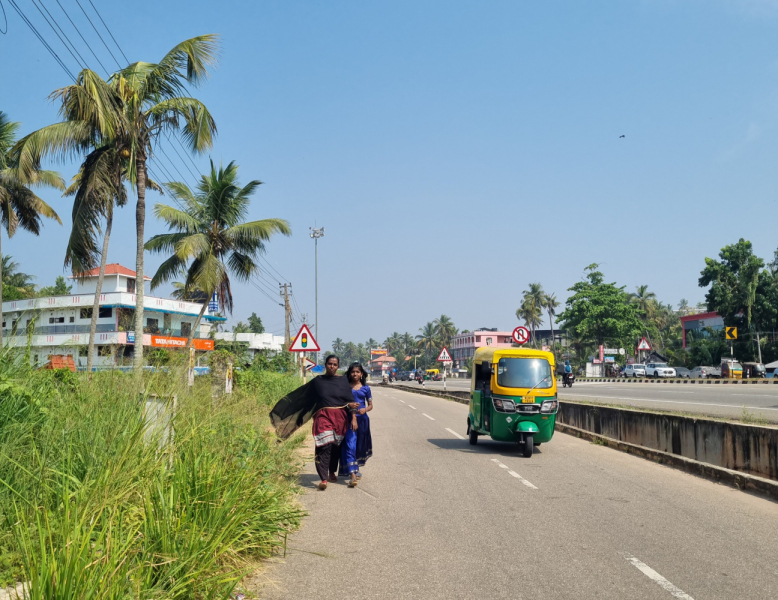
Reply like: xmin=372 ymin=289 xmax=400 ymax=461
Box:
xmin=394 ymin=379 xmax=778 ymax=423
xmin=258 ymin=386 xmax=778 ymax=600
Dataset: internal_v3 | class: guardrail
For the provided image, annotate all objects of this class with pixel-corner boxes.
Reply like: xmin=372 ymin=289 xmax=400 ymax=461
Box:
xmin=581 ymin=377 xmax=778 ymax=384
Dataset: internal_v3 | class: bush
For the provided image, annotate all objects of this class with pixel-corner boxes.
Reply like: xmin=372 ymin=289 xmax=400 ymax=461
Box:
xmin=0 ymin=347 xmax=305 ymax=597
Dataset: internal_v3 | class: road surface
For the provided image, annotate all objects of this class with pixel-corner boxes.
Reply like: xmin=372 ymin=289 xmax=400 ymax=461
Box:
xmin=394 ymin=379 xmax=778 ymax=423
xmin=258 ymin=385 xmax=778 ymax=599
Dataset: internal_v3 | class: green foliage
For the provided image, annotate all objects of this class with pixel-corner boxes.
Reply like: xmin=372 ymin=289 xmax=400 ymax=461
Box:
xmin=557 ymin=264 xmax=644 ymax=347
xmin=247 ymin=312 xmax=265 ymax=334
xmin=0 ymin=348 xmax=305 ymax=595
xmin=36 ymin=276 xmax=72 ymax=297
xmin=146 ymin=347 xmax=171 ymax=367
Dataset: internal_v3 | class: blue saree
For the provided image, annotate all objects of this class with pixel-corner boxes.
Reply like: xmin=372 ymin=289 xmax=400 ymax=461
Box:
xmin=339 ymin=385 xmax=373 ymax=476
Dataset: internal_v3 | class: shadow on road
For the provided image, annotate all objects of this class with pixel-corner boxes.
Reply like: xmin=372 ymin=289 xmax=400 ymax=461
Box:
xmin=426 ymin=437 xmax=542 ymax=458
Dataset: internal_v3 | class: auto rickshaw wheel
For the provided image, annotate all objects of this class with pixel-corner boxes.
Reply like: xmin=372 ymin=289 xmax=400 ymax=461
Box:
xmin=522 ymin=435 xmax=534 ymax=458
xmin=469 ymin=429 xmax=478 ymax=445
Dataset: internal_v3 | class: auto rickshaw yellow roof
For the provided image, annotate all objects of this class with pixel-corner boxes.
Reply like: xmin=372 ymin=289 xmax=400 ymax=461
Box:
xmin=473 ymin=346 xmax=556 ymax=366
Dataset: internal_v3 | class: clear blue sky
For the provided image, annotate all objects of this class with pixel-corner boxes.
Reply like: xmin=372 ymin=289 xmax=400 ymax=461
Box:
xmin=3 ymin=0 xmax=778 ymax=349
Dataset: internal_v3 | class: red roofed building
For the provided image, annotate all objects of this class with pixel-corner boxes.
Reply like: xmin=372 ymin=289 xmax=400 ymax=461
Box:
xmin=370 ymin=355 xmax=397 ymax=377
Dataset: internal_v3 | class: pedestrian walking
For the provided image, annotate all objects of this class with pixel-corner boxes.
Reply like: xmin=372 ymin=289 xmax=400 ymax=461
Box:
xmin=269 ymin=354 xmax=358 ymax=490
xmin=339 ymin=363 xmax=373 ymax=487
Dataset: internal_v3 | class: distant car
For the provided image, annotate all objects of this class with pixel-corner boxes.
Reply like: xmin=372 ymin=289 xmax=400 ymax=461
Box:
xmin=623 ymin=364 xmax=646 ymax=378
xmin=646 ymin=363 xmax=676 ymax=378
xmin=674 ymin=367 xmax=691 ymax=379
xmin=689 ymin=366 xmax=720 ymax=379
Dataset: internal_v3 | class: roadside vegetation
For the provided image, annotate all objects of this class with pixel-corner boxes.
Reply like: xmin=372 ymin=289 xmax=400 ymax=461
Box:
xmin=0 ymin=348 xmax=304 ymax=597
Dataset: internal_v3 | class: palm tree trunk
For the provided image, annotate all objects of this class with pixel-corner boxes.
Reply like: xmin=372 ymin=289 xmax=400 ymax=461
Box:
xmin=133 ymin=160 xmax=147 ymax=373
xmin=86 ymin=209 xmax=112 ymax=377
xmin=0 ymin=232 xmax=3 ymax=351
xmin=186 ymin=299 xmax=209 ymax=349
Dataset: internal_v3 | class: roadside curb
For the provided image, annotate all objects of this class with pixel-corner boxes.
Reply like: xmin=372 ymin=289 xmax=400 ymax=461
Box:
xmin=389 ymin=384 xmax=469 ymax=405
xmin=555 ymin=422 xmax=778 ymax=501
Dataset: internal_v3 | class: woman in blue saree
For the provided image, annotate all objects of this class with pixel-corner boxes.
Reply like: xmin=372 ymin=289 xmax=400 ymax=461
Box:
xmin=340 ymin=362 xmax=373 ymax=487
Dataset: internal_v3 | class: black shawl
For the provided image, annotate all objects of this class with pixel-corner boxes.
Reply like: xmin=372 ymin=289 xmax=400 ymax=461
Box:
xmin=269 ymin=375 xmax=354 ymax=439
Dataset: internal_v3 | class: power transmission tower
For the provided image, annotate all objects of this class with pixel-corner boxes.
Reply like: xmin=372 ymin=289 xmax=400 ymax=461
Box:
xmin=280 ymin=283 xmax=292 ymax=346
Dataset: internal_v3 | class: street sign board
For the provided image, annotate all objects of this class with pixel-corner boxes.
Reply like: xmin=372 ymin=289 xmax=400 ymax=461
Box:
xmin=437 ymin=347 xmax=452 ymax=362
xmin=618 ymin=348 xmax=625 ymax=355
xmin=604 ymin=348 xmax=618 ymax=355
xmin=513 ymin=326 xmax=530 ymax=345
xmin=370 ymin=349 xmax=387 ymax=360
xmin=604 ymin=357 xmax=615 ymax=363
xmin=303 ymin=357 xmax=316 ymax=371
xmin=726 ymin=327 xmax=737 ymax=340
xmin=289 ymin=324 xmax=320 ymax=352
xmin=637 ymin=337 xmax=651 ymax=351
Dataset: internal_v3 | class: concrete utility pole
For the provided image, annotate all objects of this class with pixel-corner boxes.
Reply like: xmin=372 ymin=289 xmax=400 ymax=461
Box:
xmin=310 ymin=227 xmax=324 ymax=362
xmin=280 ymin=283 xmax=292 ymax=347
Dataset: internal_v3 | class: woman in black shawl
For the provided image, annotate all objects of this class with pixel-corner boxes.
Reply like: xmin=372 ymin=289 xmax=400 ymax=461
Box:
xmin=270 ymin=355 xmax=358 ymax=490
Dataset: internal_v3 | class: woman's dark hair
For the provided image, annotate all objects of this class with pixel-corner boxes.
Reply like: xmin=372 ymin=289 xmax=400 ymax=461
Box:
xmin=347 ymin=362 xmax=368 ymax=386
xmin=325 ymin=354 xmax=340 ymax=366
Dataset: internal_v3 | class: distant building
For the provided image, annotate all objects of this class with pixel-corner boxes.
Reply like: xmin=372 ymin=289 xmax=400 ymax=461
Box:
xmin=370 ymin=355 xmax=396 ymax=377
xmin=679 ymin=311 xmax=724 ymax=349
xmin=213 ymin=332 xmax=286 ymax=359
xmin=1 ymin=263 xmax=224 ymax=369
xmin=452 ymin=329 xmax=514 ymax=367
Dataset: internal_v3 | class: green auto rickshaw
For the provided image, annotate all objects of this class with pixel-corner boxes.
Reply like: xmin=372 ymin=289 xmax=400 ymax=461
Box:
xmin=467 ymin=347 xmax=558 ymax=457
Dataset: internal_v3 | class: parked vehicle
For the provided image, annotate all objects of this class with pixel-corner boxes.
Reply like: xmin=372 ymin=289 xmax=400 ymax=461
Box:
xmin=674 ymin=367 xmax=691 ymax=379
xmin=467 ymin=347 xmax=558 ymax=458
xmin=623 ymin=364 xmax=646 ymax=378
xmin=645 ymin=363 xmax=676 ymax=378
xmin=721 ymin=358 xmax=743 ymax=379
xmin=689 ymin=366 xmax=720 ymax=379
xmin=742 ymin=362 xmax=766 ymax=379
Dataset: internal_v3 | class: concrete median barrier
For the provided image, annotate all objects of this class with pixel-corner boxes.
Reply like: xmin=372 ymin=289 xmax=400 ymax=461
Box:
xmin=557 ymin=401 xmax=778 ymax=499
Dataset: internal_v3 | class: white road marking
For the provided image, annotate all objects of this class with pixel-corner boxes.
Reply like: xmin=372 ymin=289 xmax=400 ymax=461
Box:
xmin=408 ymin=405 xmax=417 ymax=410
xmin=625 ymin=556 xmax=694 ymax=599
xmin=422 ymin=413 xmax=435 ymax=420
xmin=560 ymin=394 xmax=778 ymax=412
xmin=399 ymin=400 xmax=405 ymax=403
xmin=733 ymin=393 xmax=778 ymax=398
xmin=445 ymin=428 xmax=465 ymax=439
xmin=490 ymin=459 xmax=537 ymax=489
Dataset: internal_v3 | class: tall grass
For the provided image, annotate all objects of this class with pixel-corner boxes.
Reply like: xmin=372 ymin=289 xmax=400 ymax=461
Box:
xmin=0 ymin=350 xmax=304 ymax=598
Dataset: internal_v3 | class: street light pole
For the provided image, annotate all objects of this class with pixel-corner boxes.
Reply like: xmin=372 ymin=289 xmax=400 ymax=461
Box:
xmin=310 ymin=227 xmax=324 ymax=362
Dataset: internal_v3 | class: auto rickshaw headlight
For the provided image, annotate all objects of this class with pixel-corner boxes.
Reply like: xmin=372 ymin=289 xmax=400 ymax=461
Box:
xmin=540 ymin=400 xmax=558 ymax=413
xmin=493 ymin=399 xmax=516 ymax=412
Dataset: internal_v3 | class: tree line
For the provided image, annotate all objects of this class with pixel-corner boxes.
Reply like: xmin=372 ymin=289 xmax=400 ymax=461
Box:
xmin=1 ymin=36 xmax=289 ymax=374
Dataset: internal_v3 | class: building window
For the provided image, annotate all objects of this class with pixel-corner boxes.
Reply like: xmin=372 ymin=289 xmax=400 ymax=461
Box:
xmin=476 ymin=336 xmax=481 ymax=343
xmin=99 ymin=307 xmax=112 ymax=318
xmin=49 ymin=317 xmax=65 ymax=324
xmin=69 ymin=316 xmax=75 ymax=323
xmin=486 ymin=337 xmax=493 ymax=345
xmin=79 ymin=347 xmax=88 ymax=357
xmin=181 ymin=322 xmax=192 ymax=337
xmin=98 ymin=345 xmax=111 ymax=356
xmin=126 ymin=278 xmax=136 ymax=293
xmin=163 ymin=313 xmax=172 ymax=333
xmin=146 ymin=318 xmax=159 ymax=334
xmin=80 ymin=308 xmax=92 ymax=319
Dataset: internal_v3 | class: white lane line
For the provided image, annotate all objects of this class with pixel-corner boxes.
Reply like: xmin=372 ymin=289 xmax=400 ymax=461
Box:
xmin=625 ymin=556 xmax=694 ymax=599
xmin=490 ymin=459 xmax=537 ymax=489
xmin=399 ymin=399 xmax=405 ymax=403
xmin=445 ymin=428 xmax=465 ymax=439
xmin=408 ymin=405 xmax=417 ymax=410
xmin=733 ymin=393 xmax=778 ymax=398
xmin=422 ymin=413 xmax=435 ymax=420
xmin=560 ymin=394 xmax=778 ymax=412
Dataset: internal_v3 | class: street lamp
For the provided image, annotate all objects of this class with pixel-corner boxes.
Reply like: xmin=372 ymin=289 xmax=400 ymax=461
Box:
xmin=309 ymin=227 xmax=324 ymax=361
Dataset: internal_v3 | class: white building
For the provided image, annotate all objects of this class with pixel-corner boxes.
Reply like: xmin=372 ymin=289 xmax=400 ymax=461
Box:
xmin=1 ymin=264 xmax=224 ymax=370
xmin=212 ymin=332 xmax=286 ymax=359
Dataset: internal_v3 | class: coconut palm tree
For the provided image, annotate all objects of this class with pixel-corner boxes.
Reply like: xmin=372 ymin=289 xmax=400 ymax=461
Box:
xmin=145 ymin=160 xmax=290 ymax=348
xmin=331 ymin=337 xmax=344 ymax=354
xmin=544 ymin=292 xmax=560 ymax=354
xmin=0 ymin=112 xmax=64 ymax=347
xmin=13 ymin=36 xmax=219 ymax=370
xmin=416 ymin=322 xmax=437 ymax=365
xmin=629 ymin=285 xmax=657 ymax=322
xmin=1 ymin=255 xmax=36 ymax=299
xmin=170 ymin=280 xmax=208 ymax=302
xmin=433 ymin=314 xmax=458 ymax=349
xmin=519 ymin=283 xmax=545 ymax=347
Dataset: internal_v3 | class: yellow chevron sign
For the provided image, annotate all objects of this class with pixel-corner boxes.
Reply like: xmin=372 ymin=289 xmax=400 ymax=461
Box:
xmin=725 ymin=327 xmax=737 ymax=340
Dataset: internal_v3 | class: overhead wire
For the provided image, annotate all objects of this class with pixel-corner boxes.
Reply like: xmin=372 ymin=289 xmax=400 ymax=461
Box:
xmin=7 ymin=0 xmax=75 ymax=80
xmin=73 ymin=0 xmax=119 ymax=68
xmin=29 ymin=0 xmax=85 ymax=70
xmin=54 ymin=0 xmax=108 ymax=75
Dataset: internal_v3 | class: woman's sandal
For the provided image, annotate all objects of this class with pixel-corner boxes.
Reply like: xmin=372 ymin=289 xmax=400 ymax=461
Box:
xmin=348 ymin=477 xmax=358 ymax=488
xmin=318 ymin=481 xmax=327 ymax=491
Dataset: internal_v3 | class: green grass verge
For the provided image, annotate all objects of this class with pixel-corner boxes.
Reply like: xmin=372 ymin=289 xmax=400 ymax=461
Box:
xmin=0 ymin=351 xmax=305 ymax=598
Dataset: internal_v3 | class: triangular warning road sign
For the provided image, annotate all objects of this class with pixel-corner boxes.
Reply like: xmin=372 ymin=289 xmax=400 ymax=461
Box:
xmin=437 ymin=347 xmax=452 ymax=362
xmin=637 ymin=337 xmax=651 ymax=351
xmin=289 ymin=324 xmax=320 ymax=352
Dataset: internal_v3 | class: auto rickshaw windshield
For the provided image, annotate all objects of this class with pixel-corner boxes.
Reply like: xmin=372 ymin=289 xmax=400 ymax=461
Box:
xmin=497 ymin=358 xmax=553 ymax=389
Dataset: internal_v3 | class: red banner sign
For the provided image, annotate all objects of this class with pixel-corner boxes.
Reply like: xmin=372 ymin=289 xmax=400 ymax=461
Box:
xmin=151 ymin=335 xmax=214 ymax=351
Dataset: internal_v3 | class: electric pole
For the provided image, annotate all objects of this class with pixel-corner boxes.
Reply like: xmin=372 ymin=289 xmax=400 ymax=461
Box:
xmin=280 ymin=283 xmax=292 ymax=347
xmin=310 ymin=227 xmax=324 ymax=362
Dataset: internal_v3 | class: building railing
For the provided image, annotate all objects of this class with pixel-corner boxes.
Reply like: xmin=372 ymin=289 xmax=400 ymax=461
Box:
xmin=2 ymin=326 xmax=208 ymax=339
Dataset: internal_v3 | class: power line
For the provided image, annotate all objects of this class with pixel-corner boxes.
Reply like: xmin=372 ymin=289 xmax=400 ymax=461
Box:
xmin=73 ymin=0 xmax=120 ymax=68
xmin=86 ymin=0 xmax=126 ymax=62
xmin=54 ymin=0 xmax=108 ymax=75
xmin=29 ymin=0 xmax=85 ymax=70
xmin=7 ymin=0 xmax=75 ymax=81
xmin=163 ymin=131 xmax=200 ymax=183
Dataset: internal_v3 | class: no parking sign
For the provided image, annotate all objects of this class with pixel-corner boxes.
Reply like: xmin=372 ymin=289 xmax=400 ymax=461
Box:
xmin=513 ymin=326 xmax=530 ymax=345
